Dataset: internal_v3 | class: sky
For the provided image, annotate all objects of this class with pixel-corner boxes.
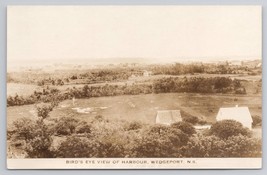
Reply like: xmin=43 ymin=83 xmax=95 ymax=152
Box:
xmin=7 ymin=6 xmax=262 ymax=65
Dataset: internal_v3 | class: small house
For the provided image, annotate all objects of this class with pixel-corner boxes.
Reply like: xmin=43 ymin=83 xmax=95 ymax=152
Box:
xmin=143 ymin=70 xmax=152 ymax=77
xmin=256 ymin=63 xmax=262 ymax=68
xmin=156 ymin=110 xmax=182 ymax=125
xmin=216 ymin=106 xmax=253 ymax=129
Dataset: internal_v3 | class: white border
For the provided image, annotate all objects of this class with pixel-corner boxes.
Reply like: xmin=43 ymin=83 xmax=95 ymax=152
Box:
xmin=7 ymin=158 xmax=262 ymax=169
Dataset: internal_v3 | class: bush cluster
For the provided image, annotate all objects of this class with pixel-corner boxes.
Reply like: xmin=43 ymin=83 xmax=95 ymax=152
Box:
xmin=152 ymin=63 xmax=260 ymax=75
xmin=7 ymin=77 xmax=246 ymax=107
xmin=8 ymin=110 xmax=261 ymax=158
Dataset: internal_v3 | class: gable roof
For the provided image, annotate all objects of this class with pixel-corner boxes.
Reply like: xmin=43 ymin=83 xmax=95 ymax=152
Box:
xmin=156 ymin=110 xmax=182 ymax=125
xmin=216 ymin=106 xmax=252 ymax=123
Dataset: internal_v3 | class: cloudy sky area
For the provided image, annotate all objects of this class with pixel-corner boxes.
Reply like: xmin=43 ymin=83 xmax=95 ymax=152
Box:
xmin=7 ymin=6 xmax=262 ymax=65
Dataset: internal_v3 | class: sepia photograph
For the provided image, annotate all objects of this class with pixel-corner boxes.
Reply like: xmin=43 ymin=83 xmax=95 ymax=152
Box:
xmin=6 ymin=6 xmax=262 ymax=169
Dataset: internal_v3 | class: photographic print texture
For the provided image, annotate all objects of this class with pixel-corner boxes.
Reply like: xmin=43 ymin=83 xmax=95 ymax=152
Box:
xmin=7 ymin=6 xmax=262 ymax=169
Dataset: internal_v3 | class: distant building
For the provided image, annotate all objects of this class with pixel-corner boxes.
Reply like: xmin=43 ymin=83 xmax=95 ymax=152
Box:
xmin=256 ymin=63 xmax=262 ymax=68
xmin=216 ymin=106 xmax=253 ymax=129
xmin=143 ymin=70 xmax=152 ymax=77
xmin=156 ymin=110 xmax=182 ymax=125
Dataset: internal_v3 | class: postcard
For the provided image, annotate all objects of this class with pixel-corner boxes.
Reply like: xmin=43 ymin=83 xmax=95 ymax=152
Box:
xmin=7 ymin=5 xmax=262 ymax=169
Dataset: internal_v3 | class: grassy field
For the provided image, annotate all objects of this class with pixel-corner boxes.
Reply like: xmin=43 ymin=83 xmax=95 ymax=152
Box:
xmin=7 ymin=83 xmax=41 ymax=96
xmin=7 ymin=93 xmax=262 ymax=128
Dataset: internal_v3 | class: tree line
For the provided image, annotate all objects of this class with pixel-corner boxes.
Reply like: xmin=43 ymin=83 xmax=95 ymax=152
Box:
xmin=7 ymin=77 xmax=246 ymax=107
xmin=7 ymin=62 xmax=261 ymax=85
xmin=151 ymin=63 xmax=260 ymax=75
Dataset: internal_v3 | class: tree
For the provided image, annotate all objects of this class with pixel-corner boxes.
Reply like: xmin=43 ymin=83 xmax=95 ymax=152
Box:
xmin=76 ymin=121 xmax=92 ymax=134
xmin=252 ymin=115 xmax=262 ymax=127
xmin=82 ymin=85 xmax=90 ymax=97
xmin=171 ymin=121 xmax=196 ymax=136
xmin=12 ymin=118 xmax=37 ymax=141
xmin=180 ymin=133 xmax=261 ymax=158
xmin=36 ymin=103 xmax=53 ymax=119
xmin=11 ymin=117 xmax=54 ymax=158
xmin=181 ymin=112 xmax=199 ymax=125
xmin=55 ymin=136 xmax=96 ymax=158
xmin=132 ymin=125 xmax=187 ymax=157
xmin=223 ymin=135 xmax=261 ymax=157
xmin=181 ymin=134 xmax=226 ymax=157
xmin=124 ymin=121 xmax=143 ymax=131
xmin=25 ymin=120 xmax=53 ymax=158
xmin=209 ymin=120 xmax=252 ymax=139
xmin=54 ymin=116 xmax=79 ymax=135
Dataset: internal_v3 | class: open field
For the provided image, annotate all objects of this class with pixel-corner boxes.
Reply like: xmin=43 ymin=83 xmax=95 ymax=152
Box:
xmin=7 ymin=83 xmax=41 ymax=96
xmin=7 ymin=93 xmax=261 ymax=127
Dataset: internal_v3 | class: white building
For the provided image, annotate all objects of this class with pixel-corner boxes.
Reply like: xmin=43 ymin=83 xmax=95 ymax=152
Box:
xmin=216 ymin=106 xmax=253 ymax=130
xmin=143 ymin=70 xmax=152 ymax=77
xmin=156 ymin=110 xmax=182 ymax=125
xmin=256 ymin=63 xmax=262 ymax=68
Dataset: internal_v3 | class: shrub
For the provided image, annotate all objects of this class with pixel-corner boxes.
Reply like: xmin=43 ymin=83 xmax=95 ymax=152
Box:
xmin=76 ymin=121 xmax=92 ymax=134
xmin=223 ymin=135 xmax=261 ymax=157
xmin=36 ymin=103 xmax=53 ymax=119
xmin=56 ymin=134 xmax=126 ymax=158
xmin=55 ymin=136 xmax=96 ymax=158
xmin=181 ymin=134 xmax=226 ymax=157
xmin=183 ymin=115 xmax=199 ymax=125
xmin=11 ymin=118 xmax=54 ymax=158
xmin=25 ymin=133 xmax=53 ymax=158
xmin=198 ymin=119 xmax=208 ymax=125
xmin=12 ymin=118 xmax=37 ymax=141
xmin=94 ymin=115 xmax=105 ymax=122
xmin=235 ymin=87 xmax=246 ymax=94
xmin=171 ymin=121 xmax=196 ymax=136
xmin=54 ymin=117 xmax=79 ymax=135
xmin=252 ymin=115 xmax=262 ymax=127
xmin=209 ymin=120 xmax=252 ymax=139
xmin=94 ymin=135 xmax=126 ymax=158
xmin=132 ymin=125 xmax=187 ymax=157
xmin=181 ymin=134 xmax=261 ymax=158
xmin=125 ymin=121 xmax=143 ymax=131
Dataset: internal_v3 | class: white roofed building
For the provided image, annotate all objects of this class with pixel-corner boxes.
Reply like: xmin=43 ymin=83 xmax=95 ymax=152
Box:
xmin=156 ymin=110 xmax=182 ymax=125
xmin=216 ymin=106 xmax=253 ymax=129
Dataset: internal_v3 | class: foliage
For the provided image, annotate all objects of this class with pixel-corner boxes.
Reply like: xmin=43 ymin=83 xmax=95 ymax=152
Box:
xmin=171 ymin=121 xmax=196 ymax=136
xmin=12 ymin=118 xmax=38 ymax=141
xmin=182 ymin=115 xmax=199 ymax=125
xmin=222 ymin=135 xmax=261 ymax=157
xmin=55 ymin=136 xmax=96 ymax=158
xmin=181 ymin=134 xmax=261 ymax=157
xmin=252 ymin=115 xmax=262 ymax=127
xmin=9 ymin=109 xmax=261 ymax=158
xmin=151 ymin=62 xmax=260 ymax=75
xmin=24 ymin=120 xmax=54 ymax=158
xmin=54 ymin=116 xmax=79 ymax=135
xmin=76 ymin=121 xmax=92 ymax=134
xmin=36 ymin=103 xmax=53 ymax=119
xmin=153 ymin=77 xmax=244 ymax=94
xmin=11 ymin=118 xmax=54 ymax=158
xmin=131 ymin=125 xmax=187 ymax=157
xmin=209 ymin=120 xmax=252 ymax=139
xmin=7 ymin=76 xmax=246 ymax=107
xmin=7 ymin=94 xmax=35 ymax=106
xmin=93 ymin=134 xmax=126 ymax=158
xmin=7 ymin=87 xmax=64 ymax=107
xmin=93 ymin=115 xmax=105 ymax=122
xmin=124 ymin=121 xmax=144 ymax=131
